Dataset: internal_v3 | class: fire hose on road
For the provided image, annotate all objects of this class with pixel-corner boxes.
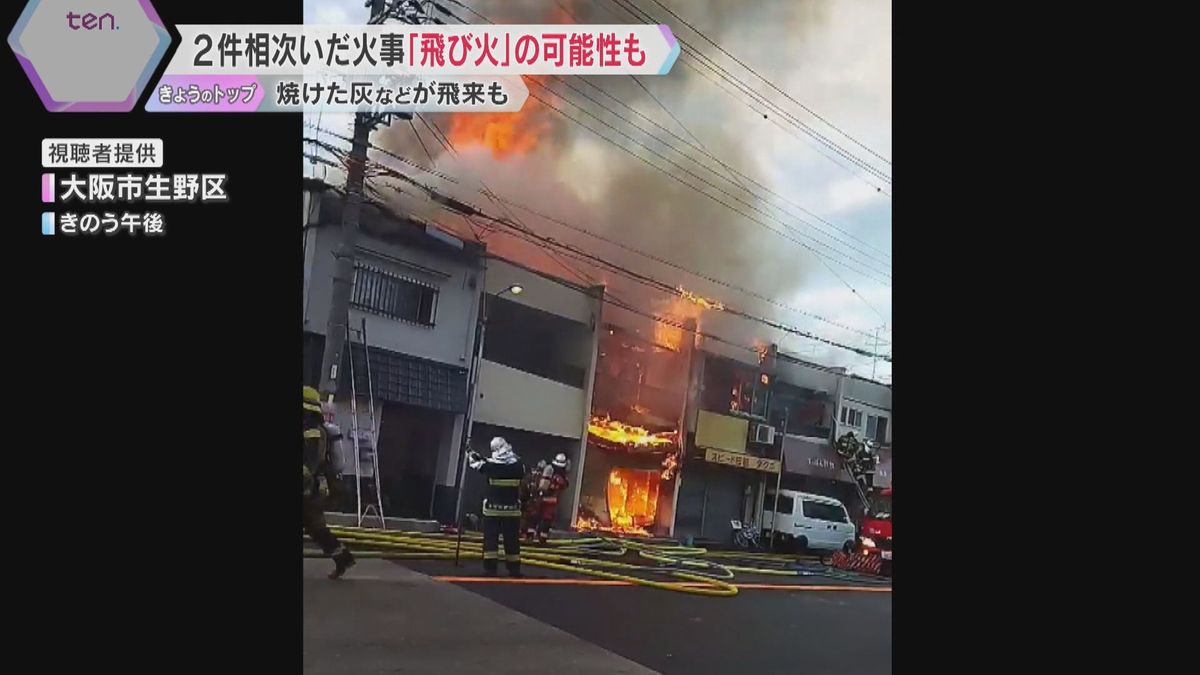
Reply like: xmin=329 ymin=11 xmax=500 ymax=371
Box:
xmin=304 ymin=526 xmax=890 ymax=597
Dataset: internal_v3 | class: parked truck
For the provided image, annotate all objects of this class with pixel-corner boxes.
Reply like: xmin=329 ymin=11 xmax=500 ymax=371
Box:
xmin=857 ymin=487 xmax=892 ymax=574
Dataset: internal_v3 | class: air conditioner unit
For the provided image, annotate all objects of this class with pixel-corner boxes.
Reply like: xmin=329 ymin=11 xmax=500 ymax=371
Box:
xmin=753 ymin=423 xmax=776 ymax=445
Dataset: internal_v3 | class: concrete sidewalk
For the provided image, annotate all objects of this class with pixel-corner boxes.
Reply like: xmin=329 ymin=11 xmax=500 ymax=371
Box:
xmin=303 ymin=559 xmax=658 ymax=674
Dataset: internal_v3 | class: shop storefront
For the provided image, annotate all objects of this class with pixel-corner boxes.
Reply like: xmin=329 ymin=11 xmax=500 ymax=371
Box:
xmin=674 ymin=410 xmax=781 ymax=543
xmin=779 ymin=434 xmax=863 ymax=518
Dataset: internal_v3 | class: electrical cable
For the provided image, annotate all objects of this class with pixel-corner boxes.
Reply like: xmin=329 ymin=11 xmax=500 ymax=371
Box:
xmin=315 ymin=142 xmax=892 ymax=361
xmin=640 ymin=0 xmax=892 ymax=166
xmin=527 ymin=88 xmax=892 ymax=285
xmin=441 ymin=0 xmax=891 ymax=280
xmin=537 ymin=75 xmax=892 ymax=272
xmin=609 ymin=0 xmax=891 ymax=185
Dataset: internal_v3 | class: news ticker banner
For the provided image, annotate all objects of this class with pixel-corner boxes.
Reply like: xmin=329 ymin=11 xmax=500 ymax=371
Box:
xmin=8 ymin=0 xmax=680 ymax=113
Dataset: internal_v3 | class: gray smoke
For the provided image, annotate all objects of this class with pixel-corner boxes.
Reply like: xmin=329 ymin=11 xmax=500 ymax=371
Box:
xmin=374 ymin=0 xmax=850 ymax=357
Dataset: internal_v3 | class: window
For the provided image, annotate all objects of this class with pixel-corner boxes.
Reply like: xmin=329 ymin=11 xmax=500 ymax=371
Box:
xmin=840 ymin=405 xmax=862 ymax=428
xmin=866 ymin=415 xmax=888 ymax=443
xmin=764 ymin=493 xmax=794 ymax=515
xmin=701 ymin=356 xmax=766 ymax=417
xmin=802 ymin=500 xmax=848 ymax=523
xmin=769 ymin=384 xmax=831 ymax=438
xmin=351 ymin=264 xmax=438 ymax=325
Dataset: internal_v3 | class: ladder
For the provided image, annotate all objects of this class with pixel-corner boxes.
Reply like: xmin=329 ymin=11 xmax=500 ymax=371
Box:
xmin=835 ymin=433 xmax=874 ymax=516
xmin=346 ymin=317 xmax=385 ymax=528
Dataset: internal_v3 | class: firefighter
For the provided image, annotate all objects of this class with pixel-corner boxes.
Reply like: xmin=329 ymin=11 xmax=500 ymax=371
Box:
xmin=521 ymin=461 xmax=547 ymax=541
xmin=303 ymin=386 xmax=355 ymax=579
xmin=467 ymin=437 xmax=527 ymax=577
xmin=854 ymin=439 xmax=878 ymax=496
xmin=535 ymin=454 xmax=570 ymax=543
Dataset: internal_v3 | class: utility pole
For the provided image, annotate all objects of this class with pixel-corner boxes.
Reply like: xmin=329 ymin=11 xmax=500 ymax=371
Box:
xmin=870 ymin=325 xmax=884 ymax=381
xmin=317 ymin=0 xmax=427 ymax=401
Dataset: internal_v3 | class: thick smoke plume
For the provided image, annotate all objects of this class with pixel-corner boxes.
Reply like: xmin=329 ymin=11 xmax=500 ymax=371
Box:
xmin=374 ymin=0 xmax=864 ymax=365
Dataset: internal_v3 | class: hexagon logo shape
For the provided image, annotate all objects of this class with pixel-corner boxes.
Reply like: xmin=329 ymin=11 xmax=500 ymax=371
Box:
xmin=8 ymin=0 xmax=172 ymax=112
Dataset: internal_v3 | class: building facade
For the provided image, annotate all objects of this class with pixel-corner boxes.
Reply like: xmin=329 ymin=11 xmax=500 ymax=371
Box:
xmin=672 ymin=338 xmax=893 ymax=544
xmin=303 ymin=180 xmax=483 ymax=522
xmin=458 ymin=257 xmax=604 ymax=529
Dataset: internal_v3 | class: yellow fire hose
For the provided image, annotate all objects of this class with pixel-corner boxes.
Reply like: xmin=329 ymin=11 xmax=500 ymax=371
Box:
xmin=320 ymin=526 xmax=736 ymax=596
xmin=304 ymin=525 xmax=870 ymax=597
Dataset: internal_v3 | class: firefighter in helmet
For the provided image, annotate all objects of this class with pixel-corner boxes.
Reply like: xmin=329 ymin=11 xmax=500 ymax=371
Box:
xmin=467 ymin=437 xmax=527 ymax=577
xmin=303 ymin=386 xmax=355 ymax=579
xmin=521 ymin=460 xmax=547 ymax=541
xmin=534 ymin=453 xmax=570 ymax=543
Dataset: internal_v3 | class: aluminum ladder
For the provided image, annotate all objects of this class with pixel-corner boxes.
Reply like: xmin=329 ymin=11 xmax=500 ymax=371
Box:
xmin=346 ymin=317 xmax=385 ymax=528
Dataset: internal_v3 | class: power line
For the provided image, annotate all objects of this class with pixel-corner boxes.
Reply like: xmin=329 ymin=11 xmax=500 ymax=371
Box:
xmin=605 ymin=0 xmax=892 ymax=190
xmin=417 ymin=112 xmax=603 ymax=288
xmin=611 ymin=0 xmax=891 ymax=185
xmin=640 ymin=0 xmax=892 ymax=166
xmin=441 ymin=190 xmax=890 ymax=361
xmin=312 ymin=119 xmax=890 ymax=345
xmin=441 ymin=2 xmax=892 ymax=270
xmin=484 ymin=248 xmax=761 ymax=358
xmin=674 ymin=53 xmax=892 ymax=198
xmin=441 ymin=0 xmax=892 ymax=321
xmin=408 ymin=118 xmax=437 ymax=167
xmin=476 ymin=188 xmax=889 ymax=345
xmin=543 ymin=73 xmax=892 ymax=269
xmin=302 ymin=122 xmax=460 ymax=184
xmin=527 ymin=87 xmax=892 ymax=285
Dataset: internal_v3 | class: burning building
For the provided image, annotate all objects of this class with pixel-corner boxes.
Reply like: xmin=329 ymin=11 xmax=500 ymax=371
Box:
xmin=573 ymin=322 xmax=694 ymax=536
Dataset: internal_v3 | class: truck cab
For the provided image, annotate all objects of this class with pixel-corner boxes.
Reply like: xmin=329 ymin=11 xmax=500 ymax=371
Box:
xmin=858 ymin=487 xmax=892 ymax=570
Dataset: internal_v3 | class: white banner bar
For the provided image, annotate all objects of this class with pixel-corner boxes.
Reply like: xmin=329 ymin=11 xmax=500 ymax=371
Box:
xmin=163 ymin=24 xmax=679 ymax=76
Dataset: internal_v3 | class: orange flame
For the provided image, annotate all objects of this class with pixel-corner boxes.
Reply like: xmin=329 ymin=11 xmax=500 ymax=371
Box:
xmin=574 ymin=467 xmax=662 ymax=536
xmin=575 ymin=514 xmax=651 ymax=537
xmin=677 ymin=286 xmax=725 ymax=311
xmin=444 ymin=77 xmax=552 ymax=159
xmin=588 ymin=415 xmax=676 ymax=449
xmin=754 ymin=339 xmax=771 ymax=365
xmin=608 ymin=468 xmax=661 ymax=532
xmin=654 ymin=322 xmax=682 ymax=352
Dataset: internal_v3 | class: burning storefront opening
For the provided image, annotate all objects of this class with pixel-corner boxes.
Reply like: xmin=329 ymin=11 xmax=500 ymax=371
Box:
xmin=576 ymin=413 xmax=679 ymax=536
xmin=577 ymin=468 xmax=662 ymax=537
xmin=574 ymin=324 xmax=692 ymax=537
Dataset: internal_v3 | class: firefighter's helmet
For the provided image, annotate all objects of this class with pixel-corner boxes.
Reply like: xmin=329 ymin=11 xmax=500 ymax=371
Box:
xmin=490 ymin=437 xmax=515 ymax=462
xmin=552 ymin=453 xmax=568 ymax=469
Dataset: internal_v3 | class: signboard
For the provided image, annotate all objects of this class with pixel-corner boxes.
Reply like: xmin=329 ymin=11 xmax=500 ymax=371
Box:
xmin=704 ymin=448 xmax=780 ymax=474
xmin=875 ymin=446 xmax=892 ymax=489
xmin=781 ymin=435 xmax=850 ymax=483
xmin=695 ymin=410 xmax=749 ymax=454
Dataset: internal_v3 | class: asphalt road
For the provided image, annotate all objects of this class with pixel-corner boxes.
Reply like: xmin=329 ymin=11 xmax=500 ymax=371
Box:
xmin=395 ymin=559 xmax=892 ymax=675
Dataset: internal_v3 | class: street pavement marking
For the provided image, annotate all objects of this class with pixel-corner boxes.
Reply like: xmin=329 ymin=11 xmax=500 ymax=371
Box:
xmin=432 ymin=576 xmax=892 ymax=592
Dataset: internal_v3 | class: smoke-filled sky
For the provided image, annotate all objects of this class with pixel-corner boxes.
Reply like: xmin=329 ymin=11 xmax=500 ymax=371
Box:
xmin=303 ymin=0 xmax=892 ymax=383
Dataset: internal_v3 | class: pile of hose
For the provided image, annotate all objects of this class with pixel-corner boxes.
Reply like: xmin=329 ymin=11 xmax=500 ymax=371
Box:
xmin=304 ymin=525 xmax=891 ymax=596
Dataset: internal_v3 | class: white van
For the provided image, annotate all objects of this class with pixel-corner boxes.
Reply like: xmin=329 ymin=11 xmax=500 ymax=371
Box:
xmin=762 ymin=490 xmax=856 ymax=552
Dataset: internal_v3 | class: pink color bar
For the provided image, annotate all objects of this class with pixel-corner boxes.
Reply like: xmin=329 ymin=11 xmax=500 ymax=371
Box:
xmin=41 ymin=173 xmax=53 ymax=203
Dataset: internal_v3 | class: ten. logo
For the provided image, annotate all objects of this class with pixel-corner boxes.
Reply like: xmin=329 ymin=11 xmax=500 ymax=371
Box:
xmin=66 ymin=12 xmax=117 ymax=30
